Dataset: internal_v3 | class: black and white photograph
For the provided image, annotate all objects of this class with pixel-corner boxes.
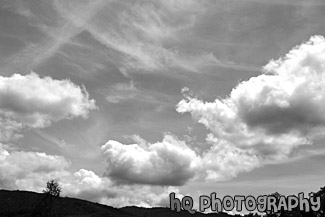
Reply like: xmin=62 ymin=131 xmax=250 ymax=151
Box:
xmin=0 ymin=0 xmax=325 ymax=216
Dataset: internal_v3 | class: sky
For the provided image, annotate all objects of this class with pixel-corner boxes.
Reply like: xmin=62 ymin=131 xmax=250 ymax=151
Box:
xmin=1 ymin=0 xmax=325 ymax=212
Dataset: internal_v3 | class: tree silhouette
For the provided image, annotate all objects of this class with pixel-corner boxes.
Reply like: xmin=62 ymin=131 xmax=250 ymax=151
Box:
xmin=311 ymin=186 xmax=325 ymax=217
xmin=266 ymin=192 xmax=282 ymax=217
xmin=43 ymin=180 xmax=61 ymax=197
xmin=30 ymin=180 xmax=65 ymax=217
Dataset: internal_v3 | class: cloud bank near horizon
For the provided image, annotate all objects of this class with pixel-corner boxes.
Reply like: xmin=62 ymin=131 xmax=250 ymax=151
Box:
xmin=0 ymin=143 xmax=178 ymax=208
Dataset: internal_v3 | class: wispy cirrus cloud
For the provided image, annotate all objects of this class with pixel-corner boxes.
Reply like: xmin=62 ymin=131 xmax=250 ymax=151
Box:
xmin=2 ymin=0 xmax=105 ymax=73
xmin=52 ymin=0 xmax=255 ymax=75
xmin=242 ymin=0 xmax=325 ymax=6
xmin=105 ymin=81 xmax=137 ymax=103
xmin=2 ymin=0 xmax=259 ymax=77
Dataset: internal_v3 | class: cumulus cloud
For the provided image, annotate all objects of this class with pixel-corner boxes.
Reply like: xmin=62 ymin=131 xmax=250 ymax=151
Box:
xmin=0 ymin=71 xmax=98 ymax=191
xmin=0 ymin=70 xmax=180 ymax=208
xmin=64 ymin=168 xmax=182 ymax=207
xmin=101 ymin=133 xmax=261 ymax=184
xmin=0 ymin=143 xmax=70 ymax=191
xmin=0 ymin=143 xmax=180 ymax=207
xmin=199 ymin=134 xmax=261 ymax=181
xmin=0 ymin=72 xmax=96 ymax=128
xmin=65 ymin=172 xmax=182 ymax=208
xmin=100 ymin=36 xmax=325 ymax=185
xmin=62 ymin=169 xmax=116 ymax=203
xmin=177 ymin=35 xmax=325 ymax=169
xmin=101 ymin=134 xmax=200 ymax=186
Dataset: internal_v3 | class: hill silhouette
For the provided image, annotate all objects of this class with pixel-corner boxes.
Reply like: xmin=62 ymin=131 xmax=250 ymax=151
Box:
xmin=1 ymin=186 xmax=324 ymax=217
xmin=0 ymin=189 xmax=232 ymax=217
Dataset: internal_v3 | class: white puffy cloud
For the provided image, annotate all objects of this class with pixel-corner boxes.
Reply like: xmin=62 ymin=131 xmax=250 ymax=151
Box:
xmin=0 ymin=72 xmax=102 ymax=197
xmin=0 ymin=72 xmax=96 ymax=128
xmin=101 ymin=134 xmax=200 ymax=186
xmin=62 ymin=170 xmax=182 ymax=208
xmin=176 ymin=35 xmax=325 ymax=170
xmin=62 ymin=169 xmax=116 ymax=203
xmin=101 ymin=36 xmax=325 ymax=184
xmin=0 ymin=144 xmax=181 ymax=207
xmin=101 ymin=133 xmax=261 ymax=184
xmin=0 ymin=70 xmax=181 ymax=207
xmin=0 ymin=143 xmax=70 ymax=191
xmin=63 ymin=168 xmax=182 ymax=207
xmin=198 ymin=134 xmax=261 ymax=181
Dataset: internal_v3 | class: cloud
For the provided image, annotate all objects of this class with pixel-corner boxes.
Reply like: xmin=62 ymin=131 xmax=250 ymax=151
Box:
xmin=0 ymin=143 xmax=70 ymax=191
xmin=101 ymin=133 xmax=261 ymax=184
xmin=0 ymin=72 xmax=96 ymax=128
xmin=4 ymin=0 xmax=255 ymax=75
xmin=0 ymin=116 xmax=23 ymax=142
xmin=118 ymin=2 xmax=176 ymax=43
xmin=105 ymin=81 xmax=137 ymax=103
xmin=99 ymin=35 xmax=325 ymax=185
xmin=242 ymin=0 xmax=325 ymax=6
xmin=101 ymin=134 xmax=200 ymax=186
xmin=3 ymin=0 xmax=105 ymax=73
xmin=177 ymin=35 xmax=325 ymax=169
xmin=199 ymin=134 xmax=261 ymax=181
xmin=0 ymin=143 xmax=181 ymax=207
xmin=62 ymin=169 xmax=116 ymax=203
xmin=118 ymin=0 xmax=205 ymax=43
xmin=64 ymin=168 xmax=183 ymax=207
xmin=97 ymin=185 xmax=182 ymax=208
xmin=52 ymin=0 xmax=222 ymax=74
xmin=104 ymin=80 xmax=173 ymax=106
